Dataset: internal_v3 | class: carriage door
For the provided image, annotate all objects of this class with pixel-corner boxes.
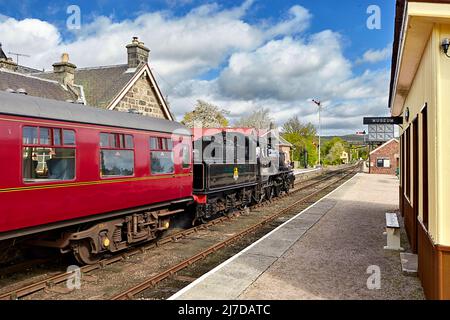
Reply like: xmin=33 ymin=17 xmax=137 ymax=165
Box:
xmin=179 ymin=140 xmax=192 ymax=197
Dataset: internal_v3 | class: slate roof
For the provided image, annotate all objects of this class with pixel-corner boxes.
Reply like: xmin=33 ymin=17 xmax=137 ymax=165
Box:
xmin=0 ymin=49 xmax=171 ymax=119
xmin=34 ymin=64 xmax=135 ymax=109
xmin=0 ymin=69 xmax=78 ymax=101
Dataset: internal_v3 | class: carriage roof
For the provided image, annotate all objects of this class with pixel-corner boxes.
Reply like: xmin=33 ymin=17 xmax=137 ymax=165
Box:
xmin=0 ymin=91 xmax=190 ymax=136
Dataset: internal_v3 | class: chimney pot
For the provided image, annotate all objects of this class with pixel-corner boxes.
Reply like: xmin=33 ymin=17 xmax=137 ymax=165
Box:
xmin=61 ymin=53 xmax=69 ymax=63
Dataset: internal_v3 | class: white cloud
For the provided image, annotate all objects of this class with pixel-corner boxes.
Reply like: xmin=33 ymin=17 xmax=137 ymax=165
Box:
xmin=356 ymin=45 xmax=392 ymax=64
xmin=264 ymin=5 xmax=312 ymax=38
xmin=0 ymin=17 xmax=61 ymax=66
xmin=217 ymin=31 xmax=351 ymax=101
xmin=0 ymin=1 xmax=390 ymax=135
xmin=0 ymin=0 xmax=310 ymax=82
xmin=168 ymin=32 xmax=390 ymax=134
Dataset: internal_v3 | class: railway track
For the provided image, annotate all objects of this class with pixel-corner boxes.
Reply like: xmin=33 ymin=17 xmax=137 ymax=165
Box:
xmin=0 ymin=166 xmax=322 ymax=279
xmin=0 ymin=163 xmax=359 ymax=300
xmin=111 ymin=164 xmax=360 ymax=300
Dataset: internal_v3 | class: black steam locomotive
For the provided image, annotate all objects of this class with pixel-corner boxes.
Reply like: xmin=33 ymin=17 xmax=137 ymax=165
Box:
xmin=192 ymin=129 xmax=295 ymax=222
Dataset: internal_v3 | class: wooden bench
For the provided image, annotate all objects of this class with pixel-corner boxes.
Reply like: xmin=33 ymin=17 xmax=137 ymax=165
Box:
xmin=384 ymin=213 xmax=404 ymax=251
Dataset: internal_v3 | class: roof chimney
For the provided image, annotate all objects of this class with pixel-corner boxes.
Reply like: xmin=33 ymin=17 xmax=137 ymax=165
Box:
xmin=52 ymin=53 xmax=76 ymax=87
xmin=126 ymin=37 xmax=150 ymax=68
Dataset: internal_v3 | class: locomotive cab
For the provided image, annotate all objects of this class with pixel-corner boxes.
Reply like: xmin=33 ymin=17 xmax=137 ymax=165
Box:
xmin=192 ymin=129 xmax=258 ymax=222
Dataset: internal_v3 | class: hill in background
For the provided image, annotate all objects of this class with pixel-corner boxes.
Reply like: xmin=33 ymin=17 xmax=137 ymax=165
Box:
xmin=321 ymin=134 xmax=367 ymax=145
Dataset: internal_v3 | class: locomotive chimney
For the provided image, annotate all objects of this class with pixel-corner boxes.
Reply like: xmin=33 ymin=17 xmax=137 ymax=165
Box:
xmin=52 ymin=53 xmax=76 ymax=87
xmin=126 ymin=36 xmax=150 ymax=68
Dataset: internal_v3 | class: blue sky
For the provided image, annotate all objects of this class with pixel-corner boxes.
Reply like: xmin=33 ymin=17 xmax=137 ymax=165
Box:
xmin=0 ymin=0 xmax=396 ymax=135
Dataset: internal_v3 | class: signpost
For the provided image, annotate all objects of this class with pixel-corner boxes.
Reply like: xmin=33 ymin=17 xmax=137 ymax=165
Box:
xmin=363 ymin=117 xmax=400 ymax=142
xmin=363 ymin=117 xmax=402 ymax=125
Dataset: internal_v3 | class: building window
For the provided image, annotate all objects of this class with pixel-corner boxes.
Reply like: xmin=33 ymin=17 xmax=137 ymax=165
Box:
xmin=376 ymin=158 xmax=390 ymax=168
xmin=150 ymin=137 xmax=174 ymax=174
xmin=100 ymin=133 xmax=134 ymax=177
xmin=22 ymin=126 xmax=76 ymax=182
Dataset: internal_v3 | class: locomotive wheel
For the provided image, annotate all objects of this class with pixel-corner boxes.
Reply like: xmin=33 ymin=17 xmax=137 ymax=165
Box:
xmin=73 ymin=240 xmax=101 ymax=265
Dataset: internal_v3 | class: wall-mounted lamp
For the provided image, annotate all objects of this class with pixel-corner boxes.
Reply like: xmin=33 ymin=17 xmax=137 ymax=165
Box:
xmin=404 ymin=107 xmax=410 ymax=122
xmin=441 ymin=38 xmax=450 ymax=58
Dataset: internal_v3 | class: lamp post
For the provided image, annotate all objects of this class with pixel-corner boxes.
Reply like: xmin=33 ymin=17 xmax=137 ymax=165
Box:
xmin=312 ymin=99 xmax=322 ymax=167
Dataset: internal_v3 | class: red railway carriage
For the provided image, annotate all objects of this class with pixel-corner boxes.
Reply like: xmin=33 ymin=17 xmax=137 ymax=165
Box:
xmin=0 ymin=91 xmax=193 ymax=263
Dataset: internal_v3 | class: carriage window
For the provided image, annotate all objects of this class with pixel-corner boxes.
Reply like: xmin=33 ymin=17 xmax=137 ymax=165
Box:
xmin=100 ymin=133 xmax=109 ymax=147
xmin=53 ymin=129 xmax=62 ymax=146
xmin=100 ymin=132 xmax=134 ymax=177
xmin=40 ymin=128 xmax=51 ymax=145
xmin=22 ymin=126 xmax=76 ymax=182
xmin=125 ymin=135 xmax=134 ymax=149
xmin=63 ymin=130 xmax=76 ymax=145
xmin=150 ymin=137 xmax=158 ymax=150
xmin=100 ymin=150 xmax=134 ymax=177
xmin=164 ymin=139 xmax=173 ymax=150
xmin=181 ymin=144 xmax=190 ymax=169
xmin=23 ymin=126 xmax=38 ymax=144
xmin=149 ymin=137 xmax=174 ymax=174
xmin=151 ymin=152 xmax=174 ymax=174
xmin=23 ymin=148 xmax=75 ymax=181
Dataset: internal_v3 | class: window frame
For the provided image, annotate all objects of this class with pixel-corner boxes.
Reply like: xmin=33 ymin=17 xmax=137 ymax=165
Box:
xmin=180 ymin=143 xmax=191 ymax=170
xmin=99 ymin=132 xmax=135 ymax=179
xmin=149 ymin=136 xmax=175 ymax=175
xmin=21 ymin=125 xmax=77 ymax=184
xmin=376 ymin=157 xmax=391 ymax=168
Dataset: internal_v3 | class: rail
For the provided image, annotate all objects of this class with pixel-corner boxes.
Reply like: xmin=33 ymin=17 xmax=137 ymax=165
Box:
xmin=0 ymin=163 xmax=360 ymax=300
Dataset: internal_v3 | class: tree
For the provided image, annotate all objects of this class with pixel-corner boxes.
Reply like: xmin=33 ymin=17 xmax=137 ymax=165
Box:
xmin=282 ymin=116 xmax=316 ymax=137
xmin=281 ymin=116 xmax=318 ymax=167
xmin=181 ymin=100 xmax=229 ymax=128
xmin=235 ymin=108 xmax=273 ymax=129
xmin=325 ymin=141 xmax=345 ymax=165
xmin=321 ymin=137 xmax=348 ymax=165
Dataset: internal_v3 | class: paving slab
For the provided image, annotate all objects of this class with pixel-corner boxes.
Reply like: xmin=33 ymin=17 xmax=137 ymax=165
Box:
xmin=170 ymin=173 xmax=425 ymax=300
xmin=174 ymin=253 xmax=276 ymax=300
xmin=400 ymin=253 xmax=418 ymax=275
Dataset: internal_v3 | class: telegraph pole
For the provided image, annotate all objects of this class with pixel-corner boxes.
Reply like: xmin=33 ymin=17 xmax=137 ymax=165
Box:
xmin=312 ymin=99 xmax=322 ymax=167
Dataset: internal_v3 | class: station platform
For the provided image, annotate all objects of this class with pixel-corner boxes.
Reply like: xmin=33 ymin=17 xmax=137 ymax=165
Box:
xmin=169 ymin=173 xmax=425 ymax=300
